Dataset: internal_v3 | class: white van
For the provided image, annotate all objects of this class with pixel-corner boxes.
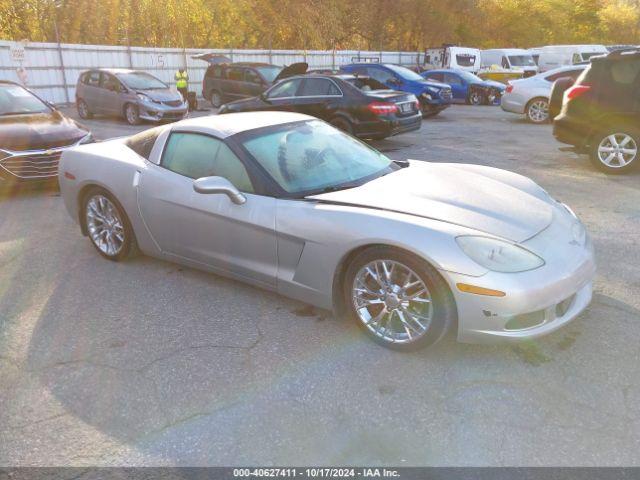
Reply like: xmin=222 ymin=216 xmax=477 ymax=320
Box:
xmin=480 ymin=49 xmax=538 ymax=77
xmin=424 ymin=46 xmax=482 ymax=73
xmin=534 ymin=45 xmax=608 ymax=72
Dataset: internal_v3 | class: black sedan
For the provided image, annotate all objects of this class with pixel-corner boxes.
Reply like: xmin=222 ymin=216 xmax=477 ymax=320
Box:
xmin=0 ymin=81 xmax=92 ymax=185
xmin=218 ymin=74 xmax=422 ymax=140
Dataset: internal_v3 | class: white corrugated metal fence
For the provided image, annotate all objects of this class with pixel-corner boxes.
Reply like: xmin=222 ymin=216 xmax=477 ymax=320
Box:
xmin=0 ymin=40 xmax=423 ymax=104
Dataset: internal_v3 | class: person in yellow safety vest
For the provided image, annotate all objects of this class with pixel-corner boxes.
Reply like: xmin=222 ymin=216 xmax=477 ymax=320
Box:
xmin=175 ymin=68 xmax=188 ymax=102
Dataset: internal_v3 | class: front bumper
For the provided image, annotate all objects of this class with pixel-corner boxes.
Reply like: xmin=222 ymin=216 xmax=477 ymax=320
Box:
xmin=137 ymin=102 xmax=188 ymax=122
xmin=446 ymin=209 xmax=596 ymax=344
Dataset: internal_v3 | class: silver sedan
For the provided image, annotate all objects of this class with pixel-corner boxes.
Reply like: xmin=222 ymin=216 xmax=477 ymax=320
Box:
xmin=58 ymin=112 xmax=595 ymax=350
xmin=501 ymin=65 xmax=586 ymax=123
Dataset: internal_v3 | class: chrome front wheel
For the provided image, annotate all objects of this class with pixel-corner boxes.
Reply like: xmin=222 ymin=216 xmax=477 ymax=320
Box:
xmin=352 ymin=259 xmax=434 ymax=344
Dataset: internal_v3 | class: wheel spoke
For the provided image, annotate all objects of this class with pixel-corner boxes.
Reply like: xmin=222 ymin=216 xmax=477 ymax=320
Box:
xmin=608 ymin=135 xmax=619 ymax=147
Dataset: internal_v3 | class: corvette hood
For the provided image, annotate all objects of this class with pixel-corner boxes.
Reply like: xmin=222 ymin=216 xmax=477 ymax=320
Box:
xmin=308 ymin=161 xmax=554 ymax=242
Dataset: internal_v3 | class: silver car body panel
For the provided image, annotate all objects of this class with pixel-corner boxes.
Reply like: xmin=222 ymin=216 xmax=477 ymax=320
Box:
xmin=58 ymin=113 xmax=595 ymax=344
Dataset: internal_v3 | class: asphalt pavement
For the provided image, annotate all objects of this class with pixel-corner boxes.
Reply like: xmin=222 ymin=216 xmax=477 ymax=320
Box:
xmin=1 ymin=105 xmax=639 ymax=466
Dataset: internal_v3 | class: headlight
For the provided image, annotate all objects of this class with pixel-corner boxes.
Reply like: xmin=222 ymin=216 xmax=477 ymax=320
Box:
xmin=421 ymin=93 xmax=433 ymax=100
xmin=456 ymin=236 xmax=545 ymax=273
xmin=426 ymin=87 xmax=439 ymax=94
xmin=137 ymin=93 xmax=153 ymax=103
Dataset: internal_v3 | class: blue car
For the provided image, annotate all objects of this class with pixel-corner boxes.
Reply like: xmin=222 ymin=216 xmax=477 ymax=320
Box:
xmin=340 ymin=63 xmax=452 ymax=117
xmin=421 ymin=69 xmax=505 ymax=106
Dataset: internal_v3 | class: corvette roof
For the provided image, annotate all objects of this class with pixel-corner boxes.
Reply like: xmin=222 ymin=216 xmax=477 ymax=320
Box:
xmin=171 ymin=111 xmax=315 ymax=138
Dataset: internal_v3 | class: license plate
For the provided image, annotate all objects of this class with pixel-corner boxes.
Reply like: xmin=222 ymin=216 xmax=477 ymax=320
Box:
xmin=400 ymin=103 xmax=412 ymax=112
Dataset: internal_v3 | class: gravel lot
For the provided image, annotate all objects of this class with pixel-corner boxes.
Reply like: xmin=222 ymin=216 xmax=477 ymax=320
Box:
xmin=1 ymin=105 xmax=639 ymax=466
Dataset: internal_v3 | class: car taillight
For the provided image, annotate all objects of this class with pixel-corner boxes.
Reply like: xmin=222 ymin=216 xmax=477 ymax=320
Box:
xmin=565 ymin=84 xmax=591 ymax=101
xmin=505 ymin=84 xmax=514 ymax=94
xmin=367 ymin=101 xmax=398 ymax=115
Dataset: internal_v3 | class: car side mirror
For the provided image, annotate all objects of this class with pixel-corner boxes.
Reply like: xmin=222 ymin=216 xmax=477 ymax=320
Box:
xmin=260 ymin=92 xmax=271 ymax=103
xmin=193 ymin=176 xmax=246 ymax=205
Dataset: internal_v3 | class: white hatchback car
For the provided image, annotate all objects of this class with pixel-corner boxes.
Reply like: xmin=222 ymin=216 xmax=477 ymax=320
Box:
xmin=501 ymin=65 xmax=586 ymax=123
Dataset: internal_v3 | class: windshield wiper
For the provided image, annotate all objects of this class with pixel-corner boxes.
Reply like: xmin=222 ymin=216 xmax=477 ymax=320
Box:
xmin=0 ymin=111 xmax=33 ymax=116
xmin=319 ymin=182 xmax=362 ymax=194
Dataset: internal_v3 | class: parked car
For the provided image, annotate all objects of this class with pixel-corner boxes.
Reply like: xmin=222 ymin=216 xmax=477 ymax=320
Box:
xmin=501 ymin=65 xmax=587 ymax=123
xmin=480 ymin=49 xmax=538 ymax=78
xmin=58 ymin=112 xmax=594 ymax=350
xmin=534 ymin=45 xmax=608 ymax=72
xmin=218 ymin=73 xmax=422 ymax=140
xmin=340 ymin=63 xmax=452 ymax=117
xmin=421 ymin=69 xmax=505 ymax=105
xmin=76 ymin=69 xmax=188 ymax=125
xmin=0 ymin=81 xmax=91 ymax=185
xmin=423 ymin=46 xmax=482 ymax=73
xmin=554 ymin=49 xmax=640 ymax=173
xmin=199 ymin=59 xmax=307 ymax=107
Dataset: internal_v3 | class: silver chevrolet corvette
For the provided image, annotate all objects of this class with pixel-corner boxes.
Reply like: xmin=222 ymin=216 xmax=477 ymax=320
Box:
xmin=58 ymin=112 xmax=595 ymax=350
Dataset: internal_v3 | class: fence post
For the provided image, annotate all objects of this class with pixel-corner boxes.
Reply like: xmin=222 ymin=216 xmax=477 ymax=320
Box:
xmin=398 ymin=51 xmax=402 ymax=65
xmin=53 ymin=23 xmax=70 ymax=104
xmin=332 ymin=47 xmax=336 ymax=70
xmin=230 ymin=48 xmax=234 ymax=62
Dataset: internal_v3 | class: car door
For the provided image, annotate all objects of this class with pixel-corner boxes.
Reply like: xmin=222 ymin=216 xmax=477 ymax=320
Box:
xmin=137 ymin=131 xmax=278 ymax=287
xmin=99 ymin=73 xmax=123 ymax=115
xmin=294 ymin=77 xmax=343 ymax=120
xmin=223 ymin=66 xmax=245 ymax=100
xmin=444 ymin=72 xmax=466 ymax=100
xmin=82 ymin=70 xmax=102 ymax=112
xmin=244 ymin=68 xmax=266 ymax=97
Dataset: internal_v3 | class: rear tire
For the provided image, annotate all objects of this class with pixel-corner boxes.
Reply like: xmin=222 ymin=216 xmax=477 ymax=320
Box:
xmin=526 ymin=97 xmax=549 ymax=123
xmin=330 ymin=116 xmax=354 ymax=135
xmin=589 ymin=126 xmax=640 ymax=174
xmin=124 ymin=103 xmax=141 ymax=125
xmin=82 ymin=187 xmax=136 ymax=261
xmin=343 ymin=246 xmax=456 ymax=351
xmin=77 ymin=99 xmax=93 ymax=119
xmin=210 ymin=90 xmax=223 ymax=108
xmin=467 ymin=91 xmax=483 ymax=106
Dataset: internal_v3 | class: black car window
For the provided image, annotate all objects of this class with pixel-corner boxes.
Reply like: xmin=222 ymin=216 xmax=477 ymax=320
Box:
xmin=267 ymin=79 xmax=302 ymax=99
xmin=245 ymin=69 xmax=262 ymax=84
xmin=86 ymin=71 xmax=101 ymax=87
xmin=227 ymin=67 xmax=245 ymax=82
xmin=610 ymin=59 xmax=640 ymax=85
xmin=444 ymin=73 xmax=462 ymax=85
xmin=366 ymin=67 xmax=396 ymax=84
xmin=343 ymin=77 xmax=387 ymax=91
xmin=161 ymin=132 xmax=254 ymax=192
xmin=545 ymin=69 xmax=583 ymax=82
xmin=299 ymin=78 xmax=341 ymax=96
xmin=125 ymin=126 xmax=164 ymax=160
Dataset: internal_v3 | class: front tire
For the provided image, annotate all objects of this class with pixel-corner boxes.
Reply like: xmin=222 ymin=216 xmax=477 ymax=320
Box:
xmin=124 ymin=103 xmax=141 ymax=125
xmin=343 ymin=246 xmax=456 ymax=351
xmin=590 ymin=127 xmax=640 ymax=174
xmin=467 ymin=91 xmax=483 ymax=106
xmin=526 ymin=97 xmax=549 ymax=123
xmin=83 ymin=187 xmax=135 ymax=261
xmin=77 ymin=99 xmax=93 ymax=119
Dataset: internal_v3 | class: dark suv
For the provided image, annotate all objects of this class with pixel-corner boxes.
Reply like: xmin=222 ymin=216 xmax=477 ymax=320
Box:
xmin=201 ymin=61 xmax=306 ymax=108
xmin=554 ymin=50 xmax=640 ymax=173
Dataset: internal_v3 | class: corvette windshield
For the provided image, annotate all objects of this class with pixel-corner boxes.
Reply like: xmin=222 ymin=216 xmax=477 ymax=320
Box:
xmin=239 ymin=120 xmax=395 ymax=195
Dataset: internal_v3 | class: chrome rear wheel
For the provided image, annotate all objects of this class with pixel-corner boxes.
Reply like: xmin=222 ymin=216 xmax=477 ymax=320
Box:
xmin=527 ymin=98 xmax=549 ymax=123
xmin=86 ymin=194 xmax=125 ymax=257
xmin=352 ymin=259 xmax=434 ymax=344
xmin=597 ymin=133 xmax=637 ymax=168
